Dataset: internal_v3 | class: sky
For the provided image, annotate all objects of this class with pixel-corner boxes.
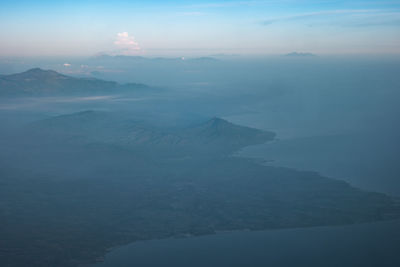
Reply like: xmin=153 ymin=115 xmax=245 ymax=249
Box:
xmin=0 ymin=0 xmax=400 ymax=57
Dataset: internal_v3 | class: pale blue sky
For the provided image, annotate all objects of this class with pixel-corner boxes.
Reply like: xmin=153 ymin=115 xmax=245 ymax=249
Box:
xmin=0 ymin=0 xmax=399 ymax=56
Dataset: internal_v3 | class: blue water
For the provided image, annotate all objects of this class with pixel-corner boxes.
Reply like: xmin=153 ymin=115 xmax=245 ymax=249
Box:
xmin=237 ymin=133 xmax=400 ymax=196
xmin=94 ymin=220 xmax=400 ymax=267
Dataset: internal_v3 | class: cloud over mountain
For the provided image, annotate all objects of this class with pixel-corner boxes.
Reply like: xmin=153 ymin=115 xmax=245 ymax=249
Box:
xmin=114 ymin=32 xmax=141 ymax=55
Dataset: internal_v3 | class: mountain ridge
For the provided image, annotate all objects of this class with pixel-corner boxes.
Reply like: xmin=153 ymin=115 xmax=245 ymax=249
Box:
xmin=284 ymin=52 xmax=317 ymax=57
xmin=0 ymin=68 xmax=148 ymax=96
xmin=31 ymin=110 xmax=275 ymax=154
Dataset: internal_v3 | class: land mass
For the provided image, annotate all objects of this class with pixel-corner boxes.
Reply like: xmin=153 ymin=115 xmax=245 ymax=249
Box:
xmin=0 ymin=70 xmax=399 ymax=267
xmin=0 ymin=109 xmax=399 ymax=267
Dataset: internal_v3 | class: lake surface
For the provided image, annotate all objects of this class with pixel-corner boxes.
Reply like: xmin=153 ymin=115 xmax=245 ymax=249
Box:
xmin=93 ymin=220 xmax=400 ymax=267
xmin=237 ymin=133 xmax=400 ymax=196
xmin=225 ymin=111 xmax=400 ymax=196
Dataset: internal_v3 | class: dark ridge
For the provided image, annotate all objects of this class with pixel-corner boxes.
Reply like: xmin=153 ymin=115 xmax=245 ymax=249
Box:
xmin=5 ymin=68 xmax=68 ymax=79
xmin=284 ymin=52 xmax=317 ymax=57
xmin=0 ymin=68 xmax=149 ymax=96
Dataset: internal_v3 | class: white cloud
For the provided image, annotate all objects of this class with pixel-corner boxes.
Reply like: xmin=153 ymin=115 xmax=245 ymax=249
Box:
xmin=114 ymin=32 xmax=141 ymax=55
xmin=63 ymin=63 xmax=71 ymax=67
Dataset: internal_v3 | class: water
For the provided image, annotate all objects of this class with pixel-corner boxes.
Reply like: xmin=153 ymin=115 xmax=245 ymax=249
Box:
xmin=237 ymin=132 xmax=400 ymax=196
xmin=226 ymin=97 xmax=400 ymax=196
xmin=93 ymin=220 xmax=400 ymax=267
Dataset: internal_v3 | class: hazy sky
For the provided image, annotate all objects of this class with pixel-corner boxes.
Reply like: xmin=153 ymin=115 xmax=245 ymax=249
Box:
xmin=1 ymin=0 xmax=399 ymax=56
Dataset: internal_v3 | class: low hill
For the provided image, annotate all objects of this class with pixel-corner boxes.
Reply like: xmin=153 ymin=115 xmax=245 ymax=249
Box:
xmin=31 ymin=111 xmax=275 ymax=155
xmin=182 ymin=117 xmax=275 ymax=149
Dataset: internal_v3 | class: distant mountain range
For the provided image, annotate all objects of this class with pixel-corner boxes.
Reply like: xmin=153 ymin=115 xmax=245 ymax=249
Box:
xmin=284 ymin=52 xmax=317 ymax=57
xmin=92 ymin=55 xmax=219 ymax=62
xmin=0 ymin=68 xmax=148 ymax=96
